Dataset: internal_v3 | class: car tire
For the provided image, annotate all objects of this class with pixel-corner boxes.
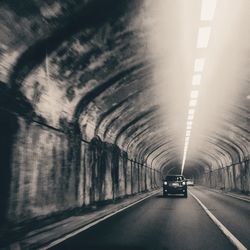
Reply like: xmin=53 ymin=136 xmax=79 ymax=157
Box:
xmin=184 ymin=192 xmax=188 ymax=198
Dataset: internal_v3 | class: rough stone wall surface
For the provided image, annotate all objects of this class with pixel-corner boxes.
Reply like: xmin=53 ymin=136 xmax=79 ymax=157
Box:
xmin=1 ymin=114 xmax=160 ymax=227
xmin=198 ymin=160 xmax=250 ymax=194
xmin=7 ymin=117 xmax=81 ymax=223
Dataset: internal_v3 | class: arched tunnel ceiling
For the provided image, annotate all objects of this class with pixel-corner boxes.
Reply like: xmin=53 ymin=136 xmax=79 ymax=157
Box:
xmin=0 ymin=0 xmax=249 ymax=176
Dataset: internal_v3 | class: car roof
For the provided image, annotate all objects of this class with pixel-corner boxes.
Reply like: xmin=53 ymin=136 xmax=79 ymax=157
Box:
xmin=166 ymin=175 xmax=184 ymax=177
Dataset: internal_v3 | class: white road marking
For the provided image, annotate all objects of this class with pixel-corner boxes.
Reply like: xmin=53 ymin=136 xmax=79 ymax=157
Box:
xmin=224 ymin=193 xmax=250 ymax=203
xmin=198 ymin=186 xmax=250 ymax=203
xmin=39 ymin=190 xmax=160 ymax=250
xmin=189 ymin=190 xmax=247 ymax=250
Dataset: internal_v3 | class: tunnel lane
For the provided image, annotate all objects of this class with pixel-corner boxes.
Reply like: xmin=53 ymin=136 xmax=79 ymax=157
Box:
xmin=49 ymin=186 xmax=250 ymax=250
xmin=190 ymin=187 xmax=250 ymax=249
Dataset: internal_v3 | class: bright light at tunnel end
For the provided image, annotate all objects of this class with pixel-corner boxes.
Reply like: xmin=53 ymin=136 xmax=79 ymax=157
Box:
xmin=181 ymin=0 xmax=217 ymax=175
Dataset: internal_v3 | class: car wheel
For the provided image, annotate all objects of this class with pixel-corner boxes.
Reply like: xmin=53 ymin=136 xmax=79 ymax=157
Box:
xmin=163 ymin=192 xmax=168 ymax=197
xmin=184 ymin=193 xmax=188 ymax=198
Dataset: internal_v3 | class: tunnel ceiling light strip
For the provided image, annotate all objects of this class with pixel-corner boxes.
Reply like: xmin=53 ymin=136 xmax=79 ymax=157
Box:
xmin=190 ymin=90 xmax=199 ymax=98
xmin=189 ymin=99 xmax=197 ymax=107
xmin=194 ymin=58 xmax=205 ymax=72
xmin=181 ymin=1 xmax=216 ymax=175
xmin=197 ymin=27 xmax=211 ymax=48
xmin=192 ymin=74 xmax=202 ymax=85
xmin=200 ymin=0 xmax=217 ymax=21
xmin=188 ymin=109 xmax=195 ymax=115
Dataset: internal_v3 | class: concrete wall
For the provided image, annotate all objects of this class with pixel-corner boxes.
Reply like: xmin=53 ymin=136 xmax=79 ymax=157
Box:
xmin=197 ymin=160 xmax=250 ymax=194
xmin=0 ymin=111 xmax=161 ymax=229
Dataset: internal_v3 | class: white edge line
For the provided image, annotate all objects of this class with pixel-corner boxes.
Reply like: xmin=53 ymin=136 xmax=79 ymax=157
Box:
xmin=200 ymin=186 xmax=250 ymax=203
xmin=224 ymin=193 xmax=250 ymax=203
xmin=189 ymin=190 xmax=247 ymax=250
xmin=39 ymin=190 xmax=160 ymax=250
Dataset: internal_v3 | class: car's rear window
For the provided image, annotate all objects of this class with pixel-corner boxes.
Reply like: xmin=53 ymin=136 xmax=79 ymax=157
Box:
xmin=165 ymin=176 xmax=184 ymax=181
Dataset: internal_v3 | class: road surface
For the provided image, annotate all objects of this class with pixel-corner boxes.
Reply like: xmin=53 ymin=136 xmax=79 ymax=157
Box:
xmin=51 ymin=187 xmax=250 ymax=250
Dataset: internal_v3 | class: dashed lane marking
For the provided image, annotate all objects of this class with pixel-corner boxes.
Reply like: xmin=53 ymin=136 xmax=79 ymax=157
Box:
xmin=189 ymin=190 xmax=247 ymax=250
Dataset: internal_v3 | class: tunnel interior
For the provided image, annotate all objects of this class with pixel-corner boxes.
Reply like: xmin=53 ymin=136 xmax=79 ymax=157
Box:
xmin=0 ymin=0 xmax=249 ymax=237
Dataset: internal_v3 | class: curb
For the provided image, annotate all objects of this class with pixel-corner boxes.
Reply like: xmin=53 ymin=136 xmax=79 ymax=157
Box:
xmin=7 ymin=189 xmax=161 ymax=250
xmin=194 ymin=185 xmax=250 ymax=203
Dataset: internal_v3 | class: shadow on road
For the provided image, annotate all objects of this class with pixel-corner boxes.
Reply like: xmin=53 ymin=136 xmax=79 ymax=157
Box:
xmin=155 ymin=194 xmax=187 ymax=199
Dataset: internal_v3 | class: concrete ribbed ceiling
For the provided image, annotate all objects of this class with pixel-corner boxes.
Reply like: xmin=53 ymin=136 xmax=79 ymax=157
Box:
xmin=0 ymin=0 xmax=249 ymax=177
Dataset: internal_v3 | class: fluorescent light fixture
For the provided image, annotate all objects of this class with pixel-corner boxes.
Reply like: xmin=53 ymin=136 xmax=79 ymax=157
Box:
xmin=192 ymin=74 xmax=201 ymax=85
xmin=188 ymin=109 xmax=195 ymax=115
xmin=190 ymin=90 xmax=199 ymax=99
xmin=187 ymin=125 xmax=192 ymax=130
xmin=187 ymin=121 xmax=192 ymax=126
xmin=189 ymin=99 xmax=197 ymax=107
xmin=194 ymin=58 xmax=205 ymax=72
xmin=197 ymin=27 xmax=211 ymax=48
xmin=201 ymin=0 xmax=217 ymax=21
xmin=186 ymin=131 xmax=191 ymax=136
xmin=188 ymin=115 xmax=194 ymax=120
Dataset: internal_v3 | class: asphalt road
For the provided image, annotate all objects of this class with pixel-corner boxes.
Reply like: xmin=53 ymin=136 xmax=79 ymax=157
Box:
xmin=51 ymin=187 xmax=250 ymax=250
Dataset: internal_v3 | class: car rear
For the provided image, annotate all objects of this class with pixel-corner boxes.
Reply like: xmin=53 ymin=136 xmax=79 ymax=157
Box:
xmin=163 ymin=175 xmax=187 ymax=198
xmin=186 ymin=179 xmax=194 ymax=186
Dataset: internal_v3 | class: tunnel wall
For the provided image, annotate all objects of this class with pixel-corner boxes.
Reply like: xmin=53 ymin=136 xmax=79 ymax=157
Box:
xmin=197 ymin=160 xmax=250 ymax=194
xmin=1 ymin=114 xmax=161 ymax=227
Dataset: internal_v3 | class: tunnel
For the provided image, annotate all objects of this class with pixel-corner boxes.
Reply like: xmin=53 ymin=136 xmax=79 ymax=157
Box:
xmin=0 ymin=0 xmax=249 ymax=249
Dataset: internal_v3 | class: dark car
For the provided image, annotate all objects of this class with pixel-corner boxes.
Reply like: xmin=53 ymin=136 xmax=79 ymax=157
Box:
xmin=163 ymin=175 xmax=187 ymax=198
